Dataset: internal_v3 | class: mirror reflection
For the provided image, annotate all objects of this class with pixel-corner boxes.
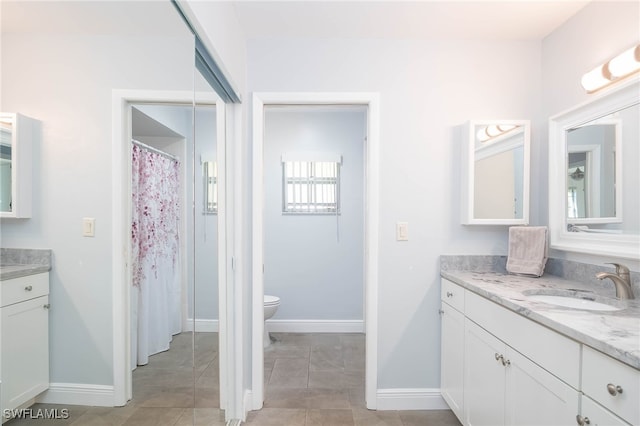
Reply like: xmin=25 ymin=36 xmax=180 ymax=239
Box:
xmin=567 ymin=121 xmax=619 ymax=222
xmin=565 ymin=102 xmax=638 ymax=233
xmin=464 ymin=120 xmax=530 ymax=224
xmin=0 ymin=118 xmax=12 ymax=212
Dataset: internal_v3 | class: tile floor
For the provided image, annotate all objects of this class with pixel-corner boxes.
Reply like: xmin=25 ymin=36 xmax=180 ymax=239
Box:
xmin=4 ymin=332 xmax=224 ymax=425
xmin=4 ymin=332 xmax=461 ymax=425
xmin=242 ymin=332 xmax=461 ymax=426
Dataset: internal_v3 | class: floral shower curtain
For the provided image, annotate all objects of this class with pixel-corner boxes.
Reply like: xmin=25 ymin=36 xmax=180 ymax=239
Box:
xmin=131 ymin=144 xmax=181 ymax=366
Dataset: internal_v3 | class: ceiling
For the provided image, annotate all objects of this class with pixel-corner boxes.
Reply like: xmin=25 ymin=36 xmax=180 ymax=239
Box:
xmin=1 ymin=1 xmax=592 ymax=41
xmin=231 ymin=0 xmax=591 ymax=40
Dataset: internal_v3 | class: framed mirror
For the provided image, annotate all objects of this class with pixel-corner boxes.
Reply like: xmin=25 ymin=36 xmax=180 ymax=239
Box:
xmin=549 ymin=78 xmax=639 ymax=259
xmin=0 ymin=112 xmax=33 ymax=218
xmin=461 ymin=120 xmax=530 ymax=225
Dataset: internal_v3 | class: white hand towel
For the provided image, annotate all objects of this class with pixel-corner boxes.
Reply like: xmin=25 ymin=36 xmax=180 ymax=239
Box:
xmin=506 ymin=226 xmax=548 ymax=277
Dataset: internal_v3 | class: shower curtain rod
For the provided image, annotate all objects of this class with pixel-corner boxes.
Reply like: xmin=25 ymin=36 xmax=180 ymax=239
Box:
xmin=132 ymin=139 xmax=179 ymax=162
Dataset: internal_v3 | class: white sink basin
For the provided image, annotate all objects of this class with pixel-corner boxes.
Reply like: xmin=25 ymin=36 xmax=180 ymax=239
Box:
xmin=527 ymin=294 xmax=621 ymax=311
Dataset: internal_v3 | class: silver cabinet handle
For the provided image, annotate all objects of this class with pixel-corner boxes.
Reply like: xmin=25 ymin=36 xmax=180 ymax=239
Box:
xmin=446 ymin=292 xmax=454 ymax=297
xmin=25 ymin=285 xmax=33 ymax=291
xmin=607 ymin=383 xmax=623 ymax=396
xmin=495 ymin=353 xmax=501 ymax=362
xmin=438 ymin=309 xmax=444 ymax=315
xmin=43 ymin=304 xmax=50 ymax=309
xmin=576 ymin=414 xmax=590 ymax=425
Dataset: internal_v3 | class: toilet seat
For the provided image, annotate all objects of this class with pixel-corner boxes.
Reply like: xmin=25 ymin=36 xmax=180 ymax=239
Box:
xmin=264 ymin=295 xmax=280 ymax=306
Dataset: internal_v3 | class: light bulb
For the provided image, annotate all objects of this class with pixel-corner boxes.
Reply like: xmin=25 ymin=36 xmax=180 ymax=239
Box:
xmin=581 ymin=64 xmax=610 ymax=92
xmin=608 ymin=44 xmax=640 ymax=78
xmin=476 ymin=127 xmax=490 ymax=142
xmin=486 ymin=125 xmax=501 ymax=137
xmin=497 ymin=124 xmax=516 ymax=132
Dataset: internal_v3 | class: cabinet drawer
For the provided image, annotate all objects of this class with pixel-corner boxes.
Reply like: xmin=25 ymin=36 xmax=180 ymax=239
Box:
xmin=465 ymin=289 xmax=581 ymax=388
xmin=582 ymin=346 xmax=639 ymax=426
xmin=441 ymin=279 xmax=465 ymax=312
xmin=0 ymin=273 xmax=49 ymax=307
xmin=581 ymin=394 xmax=631 ymax=426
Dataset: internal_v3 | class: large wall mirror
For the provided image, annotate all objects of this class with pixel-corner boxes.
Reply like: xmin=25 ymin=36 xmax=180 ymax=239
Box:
xmin=461 ymin=120 xmax=530 ymax=225
xmin=549 ymin=78 xmax=639 ymax=259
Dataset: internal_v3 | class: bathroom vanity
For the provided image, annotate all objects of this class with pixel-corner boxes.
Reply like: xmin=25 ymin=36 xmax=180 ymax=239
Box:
xmin=439 ymin=258 xmax=639 ymax=426
xmin=0 ymin=249 xmax=51 ymax=423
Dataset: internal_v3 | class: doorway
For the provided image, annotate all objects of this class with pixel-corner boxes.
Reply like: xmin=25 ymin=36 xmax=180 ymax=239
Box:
xmin=251 ymin=92 xmax=380 ymax=411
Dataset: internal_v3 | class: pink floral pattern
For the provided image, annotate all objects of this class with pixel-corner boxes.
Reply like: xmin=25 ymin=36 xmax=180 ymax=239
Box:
xmin=131 ymin=145 xmax=180 ymax=288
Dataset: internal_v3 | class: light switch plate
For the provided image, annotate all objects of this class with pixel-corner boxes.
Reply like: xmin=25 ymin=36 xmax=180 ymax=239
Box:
xmin=83 ymin=217 xmax=95 ymax=237
xmin=396 ymin=222 xmax=408 ymax=241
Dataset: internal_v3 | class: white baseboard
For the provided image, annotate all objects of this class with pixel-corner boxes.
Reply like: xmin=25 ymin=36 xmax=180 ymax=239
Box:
xmin=184 ymin=319 xmax=219 ymax=332
xmin=376 ymin=388 xmax=448 ymax=411
xmin=37 ymin=383 xmax=115 ymax=407
xmin=266 ymin=319 xmax=364 ymax=333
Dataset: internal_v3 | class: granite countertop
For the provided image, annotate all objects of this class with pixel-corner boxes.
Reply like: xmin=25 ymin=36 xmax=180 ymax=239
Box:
xmin=0 ymin=264 xmax=51 ymax=281
xmin=0 ymin=248 xmax=52 ymax=281
xmin=441 ymin=269 xmax=640 ymax=370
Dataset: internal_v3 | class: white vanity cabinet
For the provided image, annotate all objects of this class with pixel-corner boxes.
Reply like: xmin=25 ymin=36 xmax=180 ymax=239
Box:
xmin=0 ymin=273 xmax=50 ymax=422
xmin=579 ymin=346 xmax=638 ymax=426
xmin=440 ymin=279 xmax=465 ymax=421
xmin=441 ymin=278 xmax=580 ymax=426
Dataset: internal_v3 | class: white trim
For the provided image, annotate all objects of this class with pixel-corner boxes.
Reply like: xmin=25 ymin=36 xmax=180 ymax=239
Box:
xmin=267 ymin=319 xmax=364 ymax=333
xmin=376 ymin=388 xmax=449 ymax=411
xmin=183 ymin=319 xmax=220 ymax=332
xmin=252 ymin=92 xmax=380 ymax=413
xmin=111 ymin=89 xmax=227 ymax=408
xmin=37 ymin=383 xmax=115 ymax=407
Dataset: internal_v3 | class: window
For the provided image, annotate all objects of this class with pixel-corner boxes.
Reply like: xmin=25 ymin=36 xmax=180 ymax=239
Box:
xmin=282 ymin=160 xmax=341 ymax=214
xmin=203 ymin=161 xmax=217 ymax=214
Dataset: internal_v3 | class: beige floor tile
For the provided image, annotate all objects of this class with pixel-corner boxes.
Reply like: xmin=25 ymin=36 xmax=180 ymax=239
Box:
xmin=348 ymin=387 xmax=366 ymax=409
xmin=268 ymin=358 xmax=309 ymax=387
xmin=69 ymin=405 xmax=138 ymax=425
xmin=244 ymin=408 xmax=307 ymax=426
xmin=263 ymin=387 xmax=310 ymax=409
xmin=304 ymin=389 xmax=352 ymax=409
xmin=131 ymin=386 xmax=195 ymax=408
xmin=352 ymin=408 xmax=403 ymax=426
xmin=121 ymin=407 xmax=186 ymax=426
xmin=174 ymin=408 xmax=226 ymax=426
xmin=309 ymin=345 xmax=344 ymax=372
xmin=306 ymin=408 xmax=354 ymax=426
xmin=398 ymin=409 xmax=462 ymax=426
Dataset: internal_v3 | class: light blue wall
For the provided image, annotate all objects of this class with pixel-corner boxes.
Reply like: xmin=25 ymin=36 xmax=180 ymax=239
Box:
xmin=263 ymin=108 xmax=366 ymax=320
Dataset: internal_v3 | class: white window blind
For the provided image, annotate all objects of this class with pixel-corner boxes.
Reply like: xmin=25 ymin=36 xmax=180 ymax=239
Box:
xmin=282 ymin=160 xmax=341 ymax=214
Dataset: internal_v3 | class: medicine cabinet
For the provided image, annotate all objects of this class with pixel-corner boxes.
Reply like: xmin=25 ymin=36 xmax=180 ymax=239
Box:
xmin=0 ymin=113 xmax=34 ymax=219
xmin=461 ymin=120 xmax=531 ymax=225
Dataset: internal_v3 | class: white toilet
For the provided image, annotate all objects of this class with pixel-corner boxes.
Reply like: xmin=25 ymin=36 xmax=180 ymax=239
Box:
xmin=263 ymin=295 xmax=280 ymax=348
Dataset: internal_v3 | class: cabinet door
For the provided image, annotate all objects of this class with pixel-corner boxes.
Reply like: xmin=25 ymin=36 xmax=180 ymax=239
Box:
xmin=1 ymin=295 xmax=49 ymax=411
xmin=580 ymin=395 xmax=631 ymax=426
xmin=441 ymin=302 xmax=465 ymax=422
xmin=505 ymin=347 xmax=579 ymax=426
xmin=464 ymin=319 xmax=505 ymax=426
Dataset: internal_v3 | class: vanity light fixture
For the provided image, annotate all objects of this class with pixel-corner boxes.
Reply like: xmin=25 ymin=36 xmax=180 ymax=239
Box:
xmin=581 ymin=43 xmax=640 ymax=93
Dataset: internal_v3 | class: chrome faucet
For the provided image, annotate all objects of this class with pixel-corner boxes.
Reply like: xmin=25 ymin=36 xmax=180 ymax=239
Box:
xmin=596 ymin=263 xmax=635 ymax=300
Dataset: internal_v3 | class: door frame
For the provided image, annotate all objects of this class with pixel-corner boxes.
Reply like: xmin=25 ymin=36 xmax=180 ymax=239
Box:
xmin=251 ymin=92 xmax=380 ymax=410
xmin=111 ymin=89 xmax=228 ymax=407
